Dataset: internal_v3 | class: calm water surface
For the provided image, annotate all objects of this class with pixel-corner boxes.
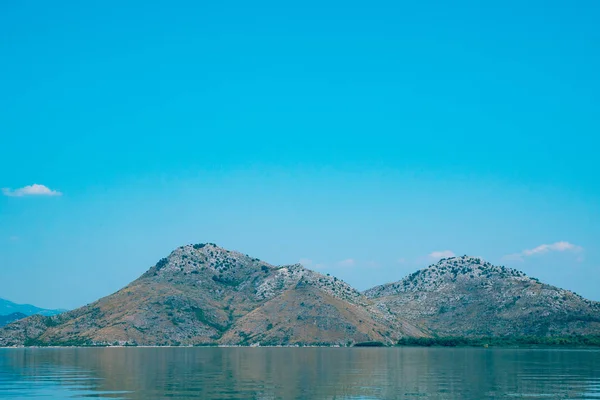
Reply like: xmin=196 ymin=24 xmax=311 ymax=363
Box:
xmin=0 ymin=347 xmax=599 ymax=399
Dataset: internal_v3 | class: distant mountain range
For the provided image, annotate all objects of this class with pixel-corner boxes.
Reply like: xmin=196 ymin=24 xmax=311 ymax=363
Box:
xmin=0 ymin=299 xmax=65 ymax=328
xmin=0 ymin=298 xmax=66 ymax=317
xmin=0 ymin=313 xmax=27 ymax=328
xmin=0 ymin=244 xmax=598 ymax=347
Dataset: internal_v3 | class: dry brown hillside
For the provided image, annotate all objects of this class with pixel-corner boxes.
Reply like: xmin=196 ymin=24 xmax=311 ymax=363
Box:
xmin=0 ymin=244 xmax=424 ymax=346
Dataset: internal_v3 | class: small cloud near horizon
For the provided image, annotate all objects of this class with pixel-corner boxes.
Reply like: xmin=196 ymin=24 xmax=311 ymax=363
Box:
xmin=503 ymin=241 xmax=583 ymax=262
xmin=298 ymin=258 xmax=327 ymax=270
xmin=2 ymin=184 xmax=62 ymax=197
xmin=429 ymin=250 xmax=455 ymax=259
xmin=298 ymin=258 xmax=313 ymax=266
xmin=299 ymin=258 xmax=359 ymax=269
xmin=337 ymin=259 xmax=356 ymax=267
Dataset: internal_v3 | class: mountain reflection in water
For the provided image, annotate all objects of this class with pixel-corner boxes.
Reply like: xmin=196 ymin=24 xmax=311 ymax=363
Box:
xmin=1 ymin=347 xmax=599 ymax=399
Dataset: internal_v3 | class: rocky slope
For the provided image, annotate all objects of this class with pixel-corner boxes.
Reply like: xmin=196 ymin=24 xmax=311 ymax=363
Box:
xmin=365 ymin=256 xmax=600 ymax=337
xmin=0 ymin=244 xmax=424 ymax=346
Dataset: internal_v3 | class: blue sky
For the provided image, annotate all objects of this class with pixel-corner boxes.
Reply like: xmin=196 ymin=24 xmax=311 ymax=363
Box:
xmin=1 ymin=0 xmax=599 ymax=309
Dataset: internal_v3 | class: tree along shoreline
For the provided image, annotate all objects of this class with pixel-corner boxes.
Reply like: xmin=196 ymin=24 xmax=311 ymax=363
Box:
xmin=1 ymin=335 xmax=598 ymax=348
xmin=396 ymin=335 xmax=600 ymax=348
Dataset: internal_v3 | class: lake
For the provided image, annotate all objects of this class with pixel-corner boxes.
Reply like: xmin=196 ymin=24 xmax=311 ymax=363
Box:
xmin=0 ymin=347 xmax=599 ymax=399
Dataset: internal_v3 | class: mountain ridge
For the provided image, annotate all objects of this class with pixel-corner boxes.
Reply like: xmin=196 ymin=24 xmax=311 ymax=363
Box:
xmin=1 ymin=246 xmax=598 ymax=346
xmin=0 ymin=243 xmax=425 ymax=347
xmin=0 ymin=313 xmax=27 ymax=328
xmin=0 ymin=298 xmax=66 ymax=317
xmin=365 ymin=255 xmax=600 ymax=337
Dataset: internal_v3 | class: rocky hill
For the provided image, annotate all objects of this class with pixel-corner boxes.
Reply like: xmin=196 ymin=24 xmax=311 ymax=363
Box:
xmin=0 ymin=244 xmax=424 ymax=347
xmin=2 ymin=249 xmax=598 ymax=346
xmin=365 ymin=256 xmax=600 ymax=337
xmin=0 ymin=312 xmax=27 ymax=327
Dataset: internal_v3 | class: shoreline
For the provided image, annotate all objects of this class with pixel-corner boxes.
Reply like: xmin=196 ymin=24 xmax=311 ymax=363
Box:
xmin=2 ymin=344 xmax=600 ymax=350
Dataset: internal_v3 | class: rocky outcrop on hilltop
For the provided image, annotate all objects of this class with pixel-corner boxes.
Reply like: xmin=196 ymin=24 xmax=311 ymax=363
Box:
xmin=365 ymin=256 xmax=600 ymax=337
xmin=0 ymin=244 xmax=425 ymax=347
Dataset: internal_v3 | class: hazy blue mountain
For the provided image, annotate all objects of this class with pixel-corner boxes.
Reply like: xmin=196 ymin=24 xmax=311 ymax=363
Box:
xmin=0 ymin=298 xmax=66 ymax=317
xmin=0 ymin=312 xmax=27 ymax=327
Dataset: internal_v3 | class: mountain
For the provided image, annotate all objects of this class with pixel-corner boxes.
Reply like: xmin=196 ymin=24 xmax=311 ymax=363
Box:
xmin=0 ymin=298 xmax=65 ymax=317
xmin=365 ymin=256 xmax=600 ymax=337
xmin=0 ymin=312 xmax=27 ymax=327
xmin=2 ymin=249 xmax=598 ymax=347
xmin=0 ymin=243 xmax=425 ymax=347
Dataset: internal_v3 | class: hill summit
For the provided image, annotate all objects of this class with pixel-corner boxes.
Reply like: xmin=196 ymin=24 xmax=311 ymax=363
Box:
xmin=0 ymin=243 xmax=423 ymax=347
xmin=365 ymin=255 xmax=600 ymax=337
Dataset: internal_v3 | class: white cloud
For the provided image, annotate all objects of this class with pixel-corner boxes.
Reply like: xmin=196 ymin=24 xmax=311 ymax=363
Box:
xmin=397 ymin=258 xmax=406 ymax=264
xmin=429 ymin=250 xmax=455 ymax=259
xmin=337 ymin=259 xmax=356 ymax=267
xmin=523 ymin=242 xmax=582 ymax=256
xmin=2 ymin=184 xmax=62 ymax=197
xmin=301 ymin=258 xmax=363 ymax=269
xmin=298 ymin=258 xmax=327 ymax=270
xmin=503 ymin=241 xmax=583 ymax=262
xmin=502 ymin=253 xmax=525 ymax=262
xmin=299 ymin=258 xmax=313 ymax=266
